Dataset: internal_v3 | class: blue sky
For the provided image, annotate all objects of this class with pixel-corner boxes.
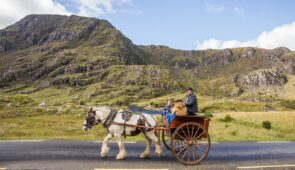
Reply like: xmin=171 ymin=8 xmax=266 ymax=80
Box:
xmin=1 ymin=0 xmax=295 ymax=50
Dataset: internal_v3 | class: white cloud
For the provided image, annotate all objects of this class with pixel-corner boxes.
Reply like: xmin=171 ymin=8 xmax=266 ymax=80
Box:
xmin=0 ymin=0 xmax=70 ymax=29
xmin=195 ymin=22 xmax=295 ymax=50
xmin=0 ymin=0 xmax=137 ymax=29
xmin=76 ymin=0 xmax=134 ymax=17
xmin=234 ymin=7 xmax=245 ymax=14
xmin=205 ymin=3 xmax=225 ymax=13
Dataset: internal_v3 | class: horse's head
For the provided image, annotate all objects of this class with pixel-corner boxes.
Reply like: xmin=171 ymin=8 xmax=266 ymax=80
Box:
xmin=83 ymin=107 xmax=100 ymax=131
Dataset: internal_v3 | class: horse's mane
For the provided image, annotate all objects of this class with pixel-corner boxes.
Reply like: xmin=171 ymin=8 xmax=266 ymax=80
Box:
xmin=91 ymin=106 xmax=112 ymax=118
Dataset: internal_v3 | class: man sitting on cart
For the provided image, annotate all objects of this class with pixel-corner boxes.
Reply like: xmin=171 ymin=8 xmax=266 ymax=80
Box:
xmin=185 ymin=87 xmax=198 ymax=115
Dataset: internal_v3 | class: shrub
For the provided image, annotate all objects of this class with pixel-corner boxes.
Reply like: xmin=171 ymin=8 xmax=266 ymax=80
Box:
xmin=54 ymin=101 xmax=62 ymax=106
xmin=230 ymin=131 xmax=237 ymax=136
xmin=219 ymin=114 xmax=235 ymax=122
xmin=262 ymin=120 xmax=272 ymax=130
xmin=204 ymin=112 xmax=213 ymax=118
xmin=11 ymin=95 xmax=36 ymax=106
xmin=150 ymin=102 xmax=158 ymax=108
xmin=280 ymin=100 xmax=295 ymax=110
xmin=80 ymin=100 xmax=85 ymax=105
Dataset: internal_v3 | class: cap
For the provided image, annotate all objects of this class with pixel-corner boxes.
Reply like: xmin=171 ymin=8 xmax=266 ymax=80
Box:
xmin=186 ymin=87 xmax=193 ymax=91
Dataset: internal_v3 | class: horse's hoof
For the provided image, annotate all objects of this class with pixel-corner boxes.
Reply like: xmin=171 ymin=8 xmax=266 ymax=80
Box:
xmin=140 ymin=153 xmax=151 ymax=159
xmin=116 ymin=155 xmax=126 ymax=160
xmin=101 ymin=154 xmax=107 ymax=158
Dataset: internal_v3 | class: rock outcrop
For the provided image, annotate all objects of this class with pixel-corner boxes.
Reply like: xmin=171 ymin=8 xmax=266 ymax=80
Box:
xmin=234 ymin=69 xmax=288 ymax=90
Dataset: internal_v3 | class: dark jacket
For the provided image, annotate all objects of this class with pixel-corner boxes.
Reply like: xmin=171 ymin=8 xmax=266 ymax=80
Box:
xmin=185 ymin=93 xmax=198 ymax=115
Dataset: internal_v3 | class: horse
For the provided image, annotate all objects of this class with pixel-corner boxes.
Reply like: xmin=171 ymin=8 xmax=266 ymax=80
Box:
xmin=83 ymin=106 xmax=162 ymax=160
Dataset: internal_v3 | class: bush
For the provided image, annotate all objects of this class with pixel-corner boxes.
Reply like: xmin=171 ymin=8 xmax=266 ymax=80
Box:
xmin=262 ymin=120 xmax=272 ymax=130
xmin=54 ymin=101 xmax=62 ymax=106
xmin=11 ymin=95 xmax=36 ymax=106
xmin=280 ymin=100 xmax=295 ymax=110
xmin=230 ymin=131 xmax=237 ymax=136
xmin=219 ymin=114 xmax=235 ymax=122
xmin=204 ymin=112 xmax=213 ymax=118
xmin=150 ymin=102 xmax=158 ymax=108
xmin=80 ymin=100 xmax=85 ymax=105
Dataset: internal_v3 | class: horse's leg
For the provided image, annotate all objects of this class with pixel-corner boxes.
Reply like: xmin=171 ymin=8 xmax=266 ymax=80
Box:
xmin=140 ymin=132 xmax=152 ymax=158
xmin=146 ymin=130 xmax=162 ymax=157
xmin=114 ymin=132 xmax=127 ymax=160
xmin=101 ymin=133 xmax=113 ymax=158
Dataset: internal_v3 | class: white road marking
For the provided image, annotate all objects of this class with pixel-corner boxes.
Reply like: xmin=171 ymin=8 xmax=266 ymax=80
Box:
xmin=0 ymin=139 xmax=44 ymax=142
xmin=0 ymin=168 xmax=7 ymax=170
xmin=257 ymin=141 xmax=292 ymax=143
xmin=199 ymin=141 xmax=219 ymax=144
xmin=93 ymin=141 xmax=136 ymax=144
xmin=94 ymin=169 xmax=168 ymax=170
xmin=94 ymin=141 xmax=220 ymax=144
xmin=237 ymin=164 xmax=295 ymax=169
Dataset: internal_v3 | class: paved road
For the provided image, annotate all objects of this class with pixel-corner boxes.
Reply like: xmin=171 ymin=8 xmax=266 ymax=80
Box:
xmin=0 ymin=140 xmax=295 ymax=170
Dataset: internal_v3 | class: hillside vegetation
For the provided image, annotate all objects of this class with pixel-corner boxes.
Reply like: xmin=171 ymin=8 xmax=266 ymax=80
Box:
xmin=1 ymin=14 xmax=295 ymax=141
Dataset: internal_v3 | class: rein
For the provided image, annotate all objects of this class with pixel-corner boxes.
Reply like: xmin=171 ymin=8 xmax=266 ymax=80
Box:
xmin=111 ymin=122 xmax=167 ymax=131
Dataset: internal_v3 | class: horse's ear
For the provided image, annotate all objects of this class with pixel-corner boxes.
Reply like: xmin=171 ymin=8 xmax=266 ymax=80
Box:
xmin=89 ymin=107 xmax=93 ymax=112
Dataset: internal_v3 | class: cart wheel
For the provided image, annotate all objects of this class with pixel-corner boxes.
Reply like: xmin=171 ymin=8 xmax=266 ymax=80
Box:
xmin=171 ymin=122 xmax=210 ymax=165
xmin=162 ymin=130 xmax=172 ymax=150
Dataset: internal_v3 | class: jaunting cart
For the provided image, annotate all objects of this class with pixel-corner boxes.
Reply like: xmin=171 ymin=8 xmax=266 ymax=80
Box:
xmin=161 ymin=115 xmax=211 ymax=165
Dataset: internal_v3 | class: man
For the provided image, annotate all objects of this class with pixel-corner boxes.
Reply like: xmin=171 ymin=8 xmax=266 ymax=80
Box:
xmin=185 ymin=87 xmax=198 ymax=115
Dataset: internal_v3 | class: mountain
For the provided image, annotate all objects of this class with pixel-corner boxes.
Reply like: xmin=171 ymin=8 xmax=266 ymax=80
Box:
xmin=1 ymin=14 xmax=295 ymax=111
xmin=0 ymin=14 xmax=173 ymax=88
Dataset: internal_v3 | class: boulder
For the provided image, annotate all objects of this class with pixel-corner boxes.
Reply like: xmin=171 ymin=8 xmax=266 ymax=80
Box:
xmin=39 ymin=101 xmax=46 ymax=108
xmin=235 ymin=69 xmax=288 ymax=90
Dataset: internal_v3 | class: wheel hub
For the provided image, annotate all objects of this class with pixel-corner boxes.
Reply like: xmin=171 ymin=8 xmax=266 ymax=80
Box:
xmin=187 ymin=140 xmax=193 ymax=146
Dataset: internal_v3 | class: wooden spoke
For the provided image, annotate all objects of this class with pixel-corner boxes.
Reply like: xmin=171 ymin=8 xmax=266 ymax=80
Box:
xmin=173 ymin=144 xmax=186 ymax=149
xmin=191 ymin=126 xmax=201 ymax=140
xmin=180 ymin=146 xmax=189 ymax=161
xmin=176 ymin=145 xmax=188 ymax=156
xmin=175 ymin=132 xmax=187 ymax=141
xmin=171 ymin=122 xmax=211 ymax=165
xmin=191 ymin=145 xmax=196 ymax=161
xmin=194 ymin=145 xmax=203 ymax=158
xmin=195 ymin=131 xmax=205 ymax=140
xmin=190 ymin=124 xmax=195 ymax=140
xmin=180 ymin=127 xmax=189 ymax=141
xmin=162 ymin=130 xmax=172 ymax=150
xmin=186 ymin=124 xmax=191 ymax=140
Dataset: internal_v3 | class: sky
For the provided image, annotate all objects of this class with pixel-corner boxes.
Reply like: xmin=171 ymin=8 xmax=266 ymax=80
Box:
xmin=1 ymin=0 xmax=295 ymax=50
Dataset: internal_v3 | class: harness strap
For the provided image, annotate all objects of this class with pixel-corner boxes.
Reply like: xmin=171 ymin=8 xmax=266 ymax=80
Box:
xmin=121 ymin=110 xmax=133 ymax=139
xmin=102 ymin=109 xmax=117 ymax=128
xmin=140 ymin=113 xmax=152 ymax=127
xmin=139 ymin=113 xmax=153 ymax=133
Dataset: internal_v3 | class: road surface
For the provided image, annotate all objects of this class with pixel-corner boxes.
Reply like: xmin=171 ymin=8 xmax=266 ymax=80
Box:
xmin=0 ymin=140 xmax=295 ymax=170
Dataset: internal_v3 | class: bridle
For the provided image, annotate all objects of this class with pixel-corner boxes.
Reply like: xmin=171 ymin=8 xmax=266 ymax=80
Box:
xmin=83 ymin=108 xmax=117 ymax=130
xmin=84 ymin=111 xmax=101 ymax=129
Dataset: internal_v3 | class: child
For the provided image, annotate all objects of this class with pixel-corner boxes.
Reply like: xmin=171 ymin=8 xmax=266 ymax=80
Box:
xmin=162 ymin=100 xmax=175 ymax=126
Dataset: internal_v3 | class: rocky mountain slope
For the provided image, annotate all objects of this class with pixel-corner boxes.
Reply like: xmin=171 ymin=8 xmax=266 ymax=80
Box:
xmin=1 ymin=14 xmax=295 ymax=111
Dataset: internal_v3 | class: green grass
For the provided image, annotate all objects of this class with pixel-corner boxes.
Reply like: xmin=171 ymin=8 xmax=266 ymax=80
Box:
xmin=210 ymin=111 xmax=295 ymax=141
xmin=1 ymin=105 xmax=295 ymax=141
xmin=1 ymin=84 xmax=295 ymax=141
